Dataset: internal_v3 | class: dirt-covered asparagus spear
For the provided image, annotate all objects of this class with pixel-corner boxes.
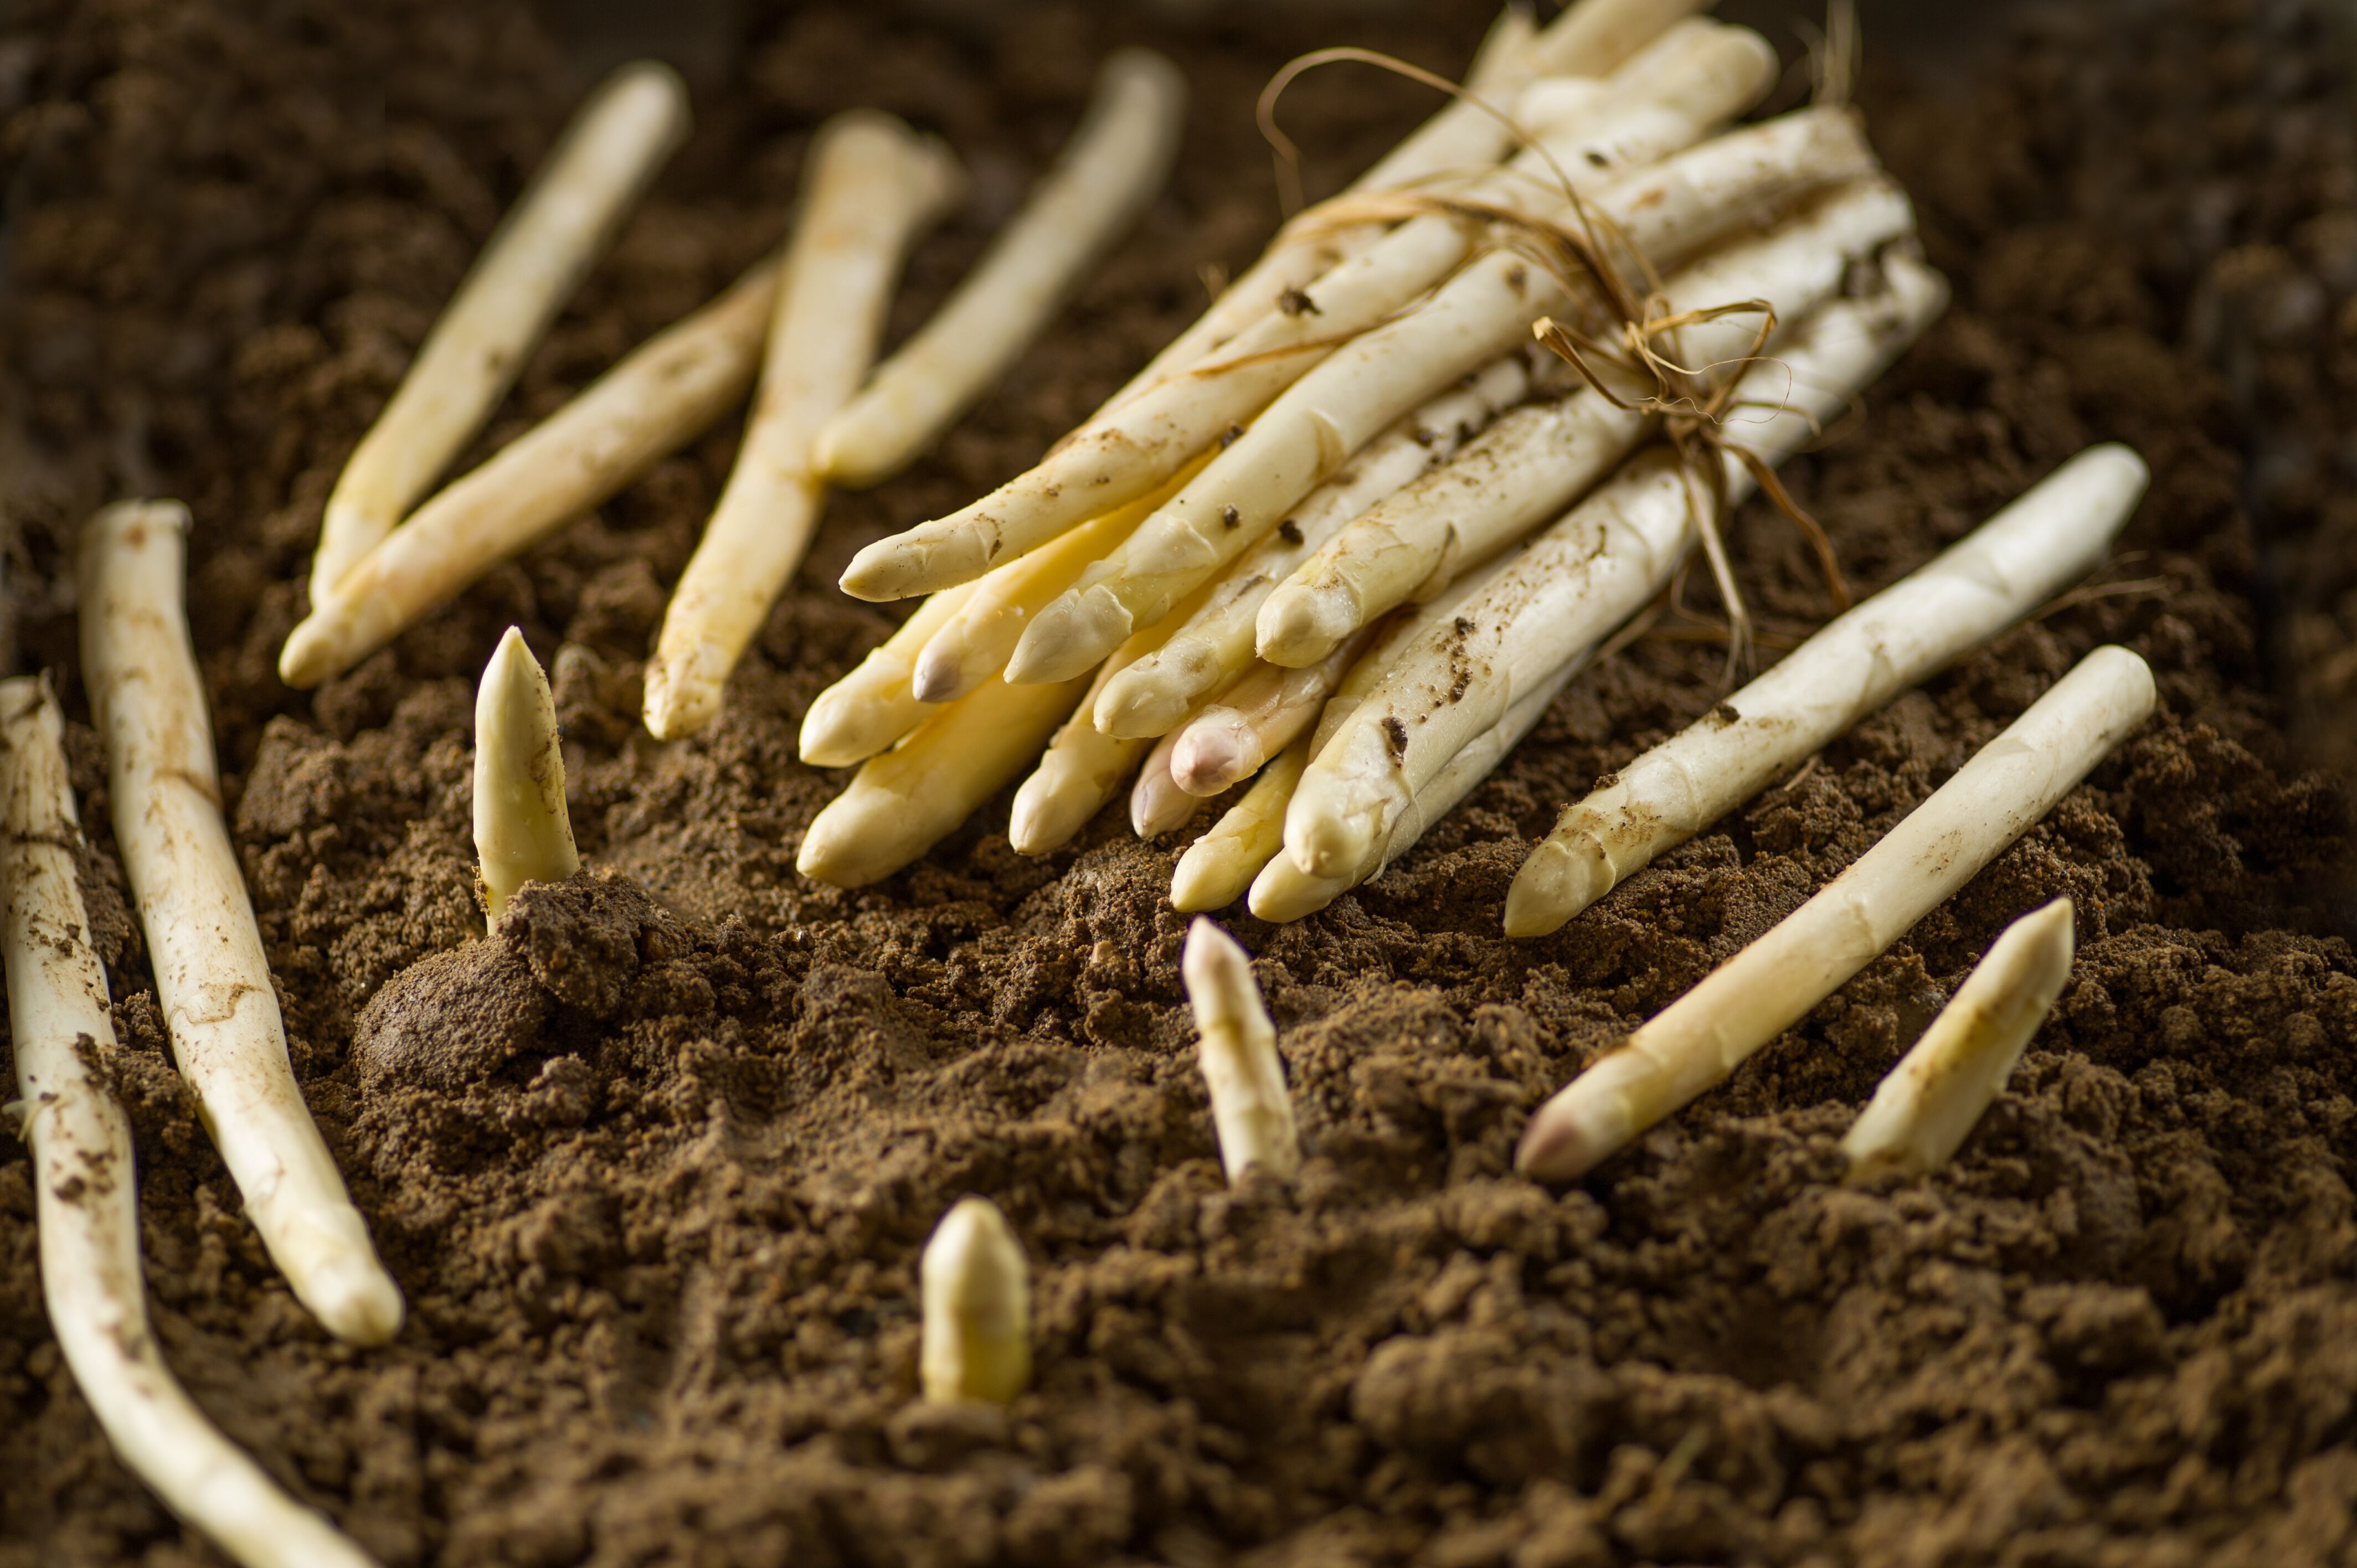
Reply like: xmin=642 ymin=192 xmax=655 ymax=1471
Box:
xmin=1516 ymin=646 xmax=2158 ymax=1182
xmin=0 ymin=677 xmax=383 ymax=1568
xmin=311 ymin=61 xmax=689 ymax=592
xmin=82 ymin=502 xmax=403 ymax=1347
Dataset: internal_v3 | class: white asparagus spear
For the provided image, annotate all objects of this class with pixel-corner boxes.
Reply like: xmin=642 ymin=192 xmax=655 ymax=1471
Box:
xmin=1172 ymin=735 xmax=1312 ymax=912
xmin=843 ymin=24 xmax=1776 ymax=603
xmin=1003 ymin=106 xmax=1881 ymax=683
xmin=1005 ymin=579 xmax=1228 ymax=857
xmin=1841 ymin=898 xmax=2075 ymax=1182
xmin=1182 ymin=919 xmax=1302 ymax=1180
xmin=919 ymin=1196 xmax=1031 ymax=1405
xmin=1256 ymin=179 xmax=1918 ymax=670
xmin=797 ymin=670 xmax=1092 ymax=888
xmin=1115 ymin=0 xmax=1708 ymax=405
xmin=81 ymin=503 xmax=404 ymax=1347
xmin=1175 ymin=633 xmax=1373 ymax=796
xmin=1286 ymin=250 xmax=1944 ymax=881
xmin=474 ymin=628 xmax=578 ymax=919
xmin=1505 ymin=439 xmax=2151 ymax=937
xmin=310 ymin=63 xmax=689 ymax=593
xmin=644 ymin=114 xmax=963 ymax=740
xmin=279 ymin=257 xmax=780 ymax=690
xmin=1250 ymin=654 xmax=1581 ymax=922
xmin=0 ymin=679 xmax=382 ymax=1568
xmin=798 ymin=580 xmax=982 ymax=768
xmin=1515 ymin=646 xmax=2158 ymax=1182
xmin=1094 ymin=355 xmax=1530 ymax=741
xmin=815 ymin=50 xmax=1186 ymax=488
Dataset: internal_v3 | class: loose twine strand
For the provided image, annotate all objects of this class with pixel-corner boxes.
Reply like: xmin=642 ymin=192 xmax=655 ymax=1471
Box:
xmin=1247 ymin=18 xmax=1876 ymax=688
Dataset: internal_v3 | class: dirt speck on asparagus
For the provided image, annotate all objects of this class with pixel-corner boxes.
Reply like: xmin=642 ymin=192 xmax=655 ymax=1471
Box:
xmin=2 ymin=1 xmax=2356 ymax=1565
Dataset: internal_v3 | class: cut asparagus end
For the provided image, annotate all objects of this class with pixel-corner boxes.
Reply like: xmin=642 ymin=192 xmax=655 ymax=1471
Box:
xmin=920 ymin=1196 xmax=1032 ymax=1405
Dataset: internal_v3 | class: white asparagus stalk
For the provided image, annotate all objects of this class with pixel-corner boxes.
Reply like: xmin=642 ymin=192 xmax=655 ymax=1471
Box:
xmin=914 ymin=454 xmax=1210 ymax=704
xmin=815 ymin=50 xmax=1186 ymax=488
xmin=1257 ymin=179 xmax=1917 ymax=670
xmin=644 ymin=114 xmax=962 ymax=740
xmin=843 ymin=24 xmax=1777 ymax=603
xmin=1182 ymin=919 xmax=1302 ymax=1180
xmin=1515 ymin=646 xmax=2158 ymax=1182
xmin=1504 ymin=437 xmax=2150 ymax=937
xmin=1175 ymin=633 xmax=1372 ymax=797
xmin=1172 ymin=735 xmax=1312 ymax=912
xmin=310 ymin=63 xmax=690 ymax=593
xmin=798 ymin=580 xmax=983 ymax=768
xmin=919 ymin=1196 xmax=1031 ymax=1405
xmin=1131 ymin=724 xmax=1204 ymax=838
xmin=797 ymin=670 xmax=1092 ymax=888
xmin=0 ymin=678 xmax=382 ymax=1568
xmin=1250 ymin=654 xmax=1580 ymax=922
xmin=1006 ymin=579 xmax=1228 ymax=857
xmin=1286 ymin=251 xmax=1943 ymax=881
xmin=1114 ymin=0 xmax=1708 ymax=405
xmin=80 ymin=503 xmax=403 ymax=1347
xmin=1841 ymin=898 xmax=2075 ymax=1182
xmin=1003 ymin=106 xmax=1882 ymax=683
xmin=1094 ymin=355 xmax=1530 ymax=740
xmin=279 ymin=257 xmax=780 ymax=690
xmin=474 ymin=627 xmax=579 ymax=919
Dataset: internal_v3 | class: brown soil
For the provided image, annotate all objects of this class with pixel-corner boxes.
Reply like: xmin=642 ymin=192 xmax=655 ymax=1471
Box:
xmin=3 ymin=1 xmax=2356 ymax=1564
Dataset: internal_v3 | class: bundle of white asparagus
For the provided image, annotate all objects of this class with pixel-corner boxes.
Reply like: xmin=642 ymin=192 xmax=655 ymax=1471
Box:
xmin=797 ymin=0 xmax=1991 ymax=906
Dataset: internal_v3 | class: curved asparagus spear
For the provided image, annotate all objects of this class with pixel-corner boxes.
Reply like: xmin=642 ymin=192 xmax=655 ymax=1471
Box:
xmin=312 ymin=62 xmax=690 ymax=592
xmin=1504 ymin=439 xmax=2150 ymax=937
xmin=1 ymin=677 xmax=382 ymax=1568
xmin=1516 ymin=646 xmax=2158 ymax=1182
xmin=1285 ymin=249 xmax=1944 ymax=883
xmin=1003 ymin=106 xmax=1881 ymax=683
xmin=81 ymin=502 xmax=403 ymax=1347
xmin=816 ymin=50 xmax=1187 ymax=487
xmin=644 ymin=112 xmax=962 ymax=739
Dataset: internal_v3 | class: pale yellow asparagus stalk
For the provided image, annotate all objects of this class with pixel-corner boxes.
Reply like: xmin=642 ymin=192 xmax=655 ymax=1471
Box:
xmin=81 ymin=503 xmax=403 ymax=1347
xmin=280 ymin=258 xmax=780 ymax=689
xmin=0 ymin=678 xmax=382 ymax=1568
xmin=798 ymin=670 xmax=1092 ymax=888
xmin=311 ymin=63 xmax=689 ymax=593
xmin=1182 ymin=919 xmax=1301 ymax=1180
xmin=1131 ymin=724 xmax=1204 ymax=838
xmin=798 ymin=581 xmax=982 ymax=768
xmin=1250 ymin=654 xmax=1579 ymax=922
xmin=1174 ymin=633 xmax=1372 ymax=796
xmin=1505 ymin=438 xmax=2149 ymax=937
xmin=474 ymin=628 xmax=578 ymax=919
xmin=1171 ymin=736 xmax=1312 ymax=912
xmin=816 ymin=50 xmax=1186 ymax=487
xmin=1004 ymin=105 xmax=1881 ymax=683
xmin=1841 ymin=898 xmax=2075 ymax=1183
xmin=1256 ymin=179 xmax=1917 ymax=669
xmin=644 ymin=114 xmax=962 ymax=739
xmin=1286 ymin=251 xmax=1944 ymax=881
xmin=1115 ymin=0 xmax=1708 ymax=405
xmin=919 ymin=1196 xmax=1031 ymax=1405
xmin=1094 ymin=355 xmax=1530 ymax=741
xmin=1006 ymin=578 xmax=1228 ymax=857
xmin=844 ymin=22 xmax=1776 ymax=602
xmin=1516 ymin=646 xmax=2158 ymax=1182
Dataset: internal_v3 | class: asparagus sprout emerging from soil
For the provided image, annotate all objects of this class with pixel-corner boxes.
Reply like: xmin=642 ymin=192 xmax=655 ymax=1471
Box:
xmin=644 ymin=110 xmax=963 ymax=740
xmin=920 ymin=1196 xmax=1032 ymax=1405
xmin=0 ymin=678 xmax=382 ymax=1568
xmin=309 ymin=61 xmax=689 ymax=594
xmin=81 ymin=502 xmax=404 ymax=1347
xmin=474 ymin=627 xmax=579 ymax=920
xmin=816 ymin=49 xmax=1187 ymax=489
xmin=1516 ymin=646 xmax=2158 ymax=1183
xmin=1841 ymin=898 xmax=2076 ymax=1183
xmin=1182 ymin=919 xmax=1302 ymax=1181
